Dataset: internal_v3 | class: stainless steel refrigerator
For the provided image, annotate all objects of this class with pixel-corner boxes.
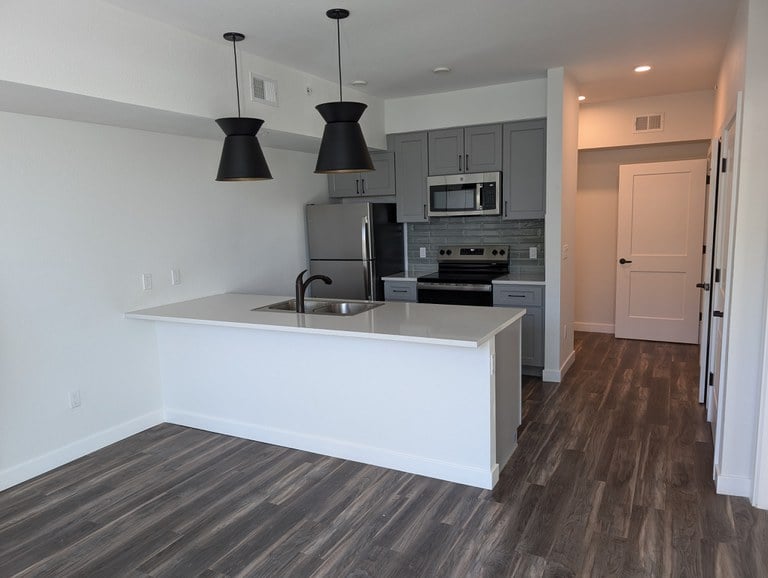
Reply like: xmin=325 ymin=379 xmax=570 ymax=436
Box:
xmin=306 ymin=202 xmax=403 ymax=301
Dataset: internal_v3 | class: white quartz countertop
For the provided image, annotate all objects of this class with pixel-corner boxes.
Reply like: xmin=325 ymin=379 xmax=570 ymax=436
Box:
xmin=381 ymin=272 xmax=418 ymax=282
xmin=126 ymin=293 xmax=526 ymax=348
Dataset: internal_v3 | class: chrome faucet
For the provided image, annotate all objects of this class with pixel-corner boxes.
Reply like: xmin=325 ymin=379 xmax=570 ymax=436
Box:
xmin=295 ymin=269 xmax=333 ymax=313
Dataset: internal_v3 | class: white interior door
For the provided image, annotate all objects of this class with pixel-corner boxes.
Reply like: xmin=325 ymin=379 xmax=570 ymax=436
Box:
xmin=698 ymin=139 xmax=720 ymax=403
xmin=615 ymin=159 xmax=708 ymax=343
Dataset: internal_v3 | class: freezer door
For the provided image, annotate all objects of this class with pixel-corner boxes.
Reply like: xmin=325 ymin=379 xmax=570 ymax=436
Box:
xmin=306 ymin=203 xmax=372 ymax=260
xmin=309 ymin=260 xmax=377 ymax=301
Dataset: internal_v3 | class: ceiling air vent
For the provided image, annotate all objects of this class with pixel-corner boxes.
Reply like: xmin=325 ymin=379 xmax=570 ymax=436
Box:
xmin=634 ymin=113 xmax=664 ymax=133
xmin=250 ymin=73 xmax=278 ymax=107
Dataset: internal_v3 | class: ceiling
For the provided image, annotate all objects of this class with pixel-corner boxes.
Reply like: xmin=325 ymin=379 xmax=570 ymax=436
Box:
xmin=103 ymin=0 xmax=738 ymax=103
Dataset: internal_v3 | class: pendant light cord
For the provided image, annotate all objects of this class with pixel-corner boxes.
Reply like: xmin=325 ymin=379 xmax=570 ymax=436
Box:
xmin=232 ymin=37 xmax=241 ymax=117
xmin=336 ymin=18 xmax=343 ymax=102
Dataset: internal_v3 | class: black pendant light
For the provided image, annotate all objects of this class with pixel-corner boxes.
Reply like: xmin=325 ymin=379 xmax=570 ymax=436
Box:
xmin=216 ymin=32 xmax=272 ymax=181
xmin=314 ymin=9 xmax=374 ymax=174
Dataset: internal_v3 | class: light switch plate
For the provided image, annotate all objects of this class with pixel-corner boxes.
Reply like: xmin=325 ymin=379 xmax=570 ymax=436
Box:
xmin=141 ymin=273 xmax=153 ymax=291
xmin=529 ymin=247 xmax=538 ymax=259
xmin=419 ymin=247 xmax=427 ymax=259
xmin=171 ymin=268 xmax=181 ymax=285
xmin=561 ymin=244 xmax=569 ymax=261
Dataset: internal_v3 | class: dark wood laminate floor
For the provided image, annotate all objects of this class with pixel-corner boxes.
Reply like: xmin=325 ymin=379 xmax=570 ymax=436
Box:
xmin=2 ymin=333 xmax=767 ymax=577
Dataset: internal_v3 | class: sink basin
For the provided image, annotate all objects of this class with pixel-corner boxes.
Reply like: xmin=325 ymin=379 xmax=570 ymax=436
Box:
xmin=253 ymin=299 xmax=383 ymax=316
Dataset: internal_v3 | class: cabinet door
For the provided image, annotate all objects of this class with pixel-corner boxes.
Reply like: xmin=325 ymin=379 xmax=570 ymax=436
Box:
xmin=428 ymin=128 xmax=463 ymax=175
xmin=465 ymin=124 xmax=502 ymax=173
xmin=362 ymin=151 xmax=395 ymax=196
xmin=384 ymin=280 xmax=417 ymax=302
xmin=502 ymin=119 xmax=546 ymax=219
xmin=389 ymin=132 xmax=429 ymax=223
xmin=328 ymin=172 xmax=360 ymax=198
xmin=520 ymin=307 xmax=544 ymax=367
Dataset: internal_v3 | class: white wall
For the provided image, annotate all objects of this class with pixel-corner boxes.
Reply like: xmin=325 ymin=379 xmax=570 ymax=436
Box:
xmin=717 ymin=0 xmax=768 ymax=499
xmin=713 ymin=0 xmax=747 ymax=135
xmin=543 ymin=68 xmax=578 ymax=381
xmin=0 ymin=0 xmax=386 ymax=149
xmin=575 ymin=142 xmax=710 ymax=332
xmin=384 ymin=78 xmax=547 ymax=134
xmin=0 ymin=111 xmax=328 ymax=490
xmin=579 ymin=91 xmax=714 ymax=150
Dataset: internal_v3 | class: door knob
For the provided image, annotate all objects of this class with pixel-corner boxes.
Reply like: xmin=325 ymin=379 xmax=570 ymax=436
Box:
xmin=713 ymin=310 xmax=724 ymax=318
xmin=619 ymin=258 xmax=633 ymax=264
xmin=696 ymin=283 xmax=711 ymax=291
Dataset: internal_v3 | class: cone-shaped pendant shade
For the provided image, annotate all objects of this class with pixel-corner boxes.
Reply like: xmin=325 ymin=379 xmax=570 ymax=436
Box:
xmin=215 ymin=117 xmax=272 ymax=181
xmin=314 ymin=101 xmax=374 ymax=173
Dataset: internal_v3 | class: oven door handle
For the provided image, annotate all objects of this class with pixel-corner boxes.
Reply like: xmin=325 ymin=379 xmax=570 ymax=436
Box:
xmin=417 ymin=282 xmax=493 ymax=292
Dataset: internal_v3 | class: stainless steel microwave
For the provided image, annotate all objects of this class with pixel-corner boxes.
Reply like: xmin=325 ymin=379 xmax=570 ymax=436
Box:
xmin=427 ymin=172 xmax=501 ymax=217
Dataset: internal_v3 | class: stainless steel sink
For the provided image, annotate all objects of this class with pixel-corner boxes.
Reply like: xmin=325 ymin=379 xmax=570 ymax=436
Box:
xmin=253 ymin=299 xmax=383 ymax=316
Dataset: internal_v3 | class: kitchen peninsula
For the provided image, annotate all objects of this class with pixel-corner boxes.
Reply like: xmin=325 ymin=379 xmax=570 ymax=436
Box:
xmin=126 ymin=293 xmax=525 ymax=489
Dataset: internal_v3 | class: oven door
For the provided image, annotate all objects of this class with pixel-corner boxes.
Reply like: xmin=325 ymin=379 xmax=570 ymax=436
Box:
xmin=417 ymin=282 xmax=494 ymax=306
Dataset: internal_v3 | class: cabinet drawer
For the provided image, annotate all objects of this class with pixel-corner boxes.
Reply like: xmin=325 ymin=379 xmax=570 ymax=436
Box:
xmin=493 ymin=285 xmax=543 ymax=307
xmin=384 ymin=281 xmax=417 ymax=302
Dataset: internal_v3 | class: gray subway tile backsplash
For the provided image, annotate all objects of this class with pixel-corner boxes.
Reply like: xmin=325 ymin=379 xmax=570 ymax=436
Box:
xmin=407 ymin=216 xmax=544 ymax=275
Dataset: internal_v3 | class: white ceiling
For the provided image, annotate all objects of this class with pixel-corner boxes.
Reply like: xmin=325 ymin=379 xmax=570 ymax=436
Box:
xmin=103 ymin=0 xmax=738 ymax=103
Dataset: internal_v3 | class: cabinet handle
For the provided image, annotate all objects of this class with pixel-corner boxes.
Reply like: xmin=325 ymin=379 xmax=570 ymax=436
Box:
xmin=355 ymin=179 xmax=360 ymax=195
xmin=392 ymin=289 xmax=408 ymax=293
xmin=465 ymin=154 xmax=469 ymax=170
xmin=423 ymin=204 xmax=427 ymax=219
xmin=361 ymin=179 xmax=366 ymax=195
xmin=507 ymin=294 xmax=526 ymax=298
xmin=504 ymin=200 xmax=508 ymax=217
xmin=458 ymin=154 xmax=462 ymax=172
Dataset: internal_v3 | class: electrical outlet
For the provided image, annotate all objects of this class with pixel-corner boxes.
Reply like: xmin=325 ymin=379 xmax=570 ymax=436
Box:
xmin=141 ymin=273 xmax=153 ymax=291
xmin=171 ymin=268 xmax=181 ymax=286
xmin=68 ymin=389 xmax=81 ymax=409
xmin=529 ymin=247 xmax=538 ymax=259
xmin=419 ymin=247 xmax=427 ymax=259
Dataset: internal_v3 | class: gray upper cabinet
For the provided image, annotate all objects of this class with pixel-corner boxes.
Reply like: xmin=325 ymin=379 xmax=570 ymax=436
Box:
xmin=428 ymin=128 xmax=463 ymax=175
xmin=502 ymin=119 xmax=546 ymax=219
xmin=428 ymin=124 xmax=502 ymax=175
xmin=465 ymin=124 xmax=503 ymax=173
xmin=328 ymin=151 xmax=396 ymax=198
xmin=388 ymin=132 xmax=429 ymax=223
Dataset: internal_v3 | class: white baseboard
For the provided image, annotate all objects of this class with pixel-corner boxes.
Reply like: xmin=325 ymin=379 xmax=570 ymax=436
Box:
xmin=165 ymin=409 xmax=497 ymax=489
xmin=0 ymin=411 xmax=163 ymax=492
xmin=542 ymin=349 xmax=577 ymax=383
xmin=573 ymin=322 xmax=615 ymax=334
xmin=715 ymin=465 xmax=752 ymax=498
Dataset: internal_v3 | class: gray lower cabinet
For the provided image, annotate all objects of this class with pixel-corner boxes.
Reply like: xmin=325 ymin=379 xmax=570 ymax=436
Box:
xmin=502 ymin=119 xmax=546 ymax=219
xmin=384 ymin=279 xmax=417 ymax=302
xmin=328 ymin=151 xmax=396 ymax=198
xmin=493 ymin=284 xmax=544 ymax=372
xmin=428 ymin=124 xmax=502 ymax=175
xmin=388 ymin=132 xmax=429 ymax=223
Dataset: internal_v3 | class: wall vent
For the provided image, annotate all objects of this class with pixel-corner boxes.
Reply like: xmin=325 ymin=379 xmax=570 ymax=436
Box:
xmin=250 ymin=73 xmax=278 ymax=107
xmin=633 ymin=113 xmax=664 ymax=133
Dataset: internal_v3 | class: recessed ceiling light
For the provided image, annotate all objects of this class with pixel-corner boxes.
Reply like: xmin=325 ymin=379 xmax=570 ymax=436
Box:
xmin=634 ymin=65 xmax=652 ymax=73
xmin=578 ymin=95 xmax=586 ymax=102
xmin=351 ymin=80 xmax=367 ymax=86
xmin=433 ymin=66 xmax=451 ymax=74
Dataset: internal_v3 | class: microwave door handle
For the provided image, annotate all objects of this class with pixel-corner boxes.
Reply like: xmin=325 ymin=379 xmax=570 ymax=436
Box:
xmin=476 ymin=184 xmax=482 ymax=210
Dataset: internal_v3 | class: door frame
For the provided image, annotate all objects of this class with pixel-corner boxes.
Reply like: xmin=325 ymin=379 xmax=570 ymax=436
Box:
xmin=699 ymin=138 xmax=721 ymax=404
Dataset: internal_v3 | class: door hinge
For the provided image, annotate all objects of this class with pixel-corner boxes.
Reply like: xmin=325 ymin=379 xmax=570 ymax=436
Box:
xmin=715 ymin=268 xmax=721 ymax=283
xmin=699 ymin=312 xmax=702 ymax=321
xmin=709 ymin=372 xmax=714 ymax=386
xmin=706 ymin=174 xmax=711 ymax=185
xmin=703 ymin=244 xmax=706 ymax=254
xmin=721 ymin=158 xmax=728 ymax=173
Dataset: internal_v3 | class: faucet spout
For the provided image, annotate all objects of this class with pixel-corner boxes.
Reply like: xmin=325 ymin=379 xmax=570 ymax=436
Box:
xmin=295 ymin=270 xmax=333 ymax=313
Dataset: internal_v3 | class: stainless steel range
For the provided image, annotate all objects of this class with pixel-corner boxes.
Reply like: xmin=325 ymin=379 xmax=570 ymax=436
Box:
xmin=417 ymin=245 xmax=509 ymax=306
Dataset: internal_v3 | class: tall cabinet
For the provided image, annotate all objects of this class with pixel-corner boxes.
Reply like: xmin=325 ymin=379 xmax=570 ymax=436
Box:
xmin=502 ymin=119 xmax=546 ymax=219
xmin=388 ymin=132 xmax=429 ymax=223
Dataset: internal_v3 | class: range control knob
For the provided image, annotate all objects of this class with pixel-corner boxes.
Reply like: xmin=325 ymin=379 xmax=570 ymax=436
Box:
xmin=500 ymin=249 xmax=506 ymax=256
xmin=492 ymin=249 xmax=498 ymax=256
xmin=446 ymin=249 xmax=453 ymax=255
xmin=439 ymin=249 xmax=445 ymax=255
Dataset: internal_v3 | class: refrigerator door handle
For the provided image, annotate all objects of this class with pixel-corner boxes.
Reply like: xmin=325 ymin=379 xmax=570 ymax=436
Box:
xmin=361 ymin=216 xmax=371 ymax=262
xmin=363 ymin=261 xmax=374 ymax=301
